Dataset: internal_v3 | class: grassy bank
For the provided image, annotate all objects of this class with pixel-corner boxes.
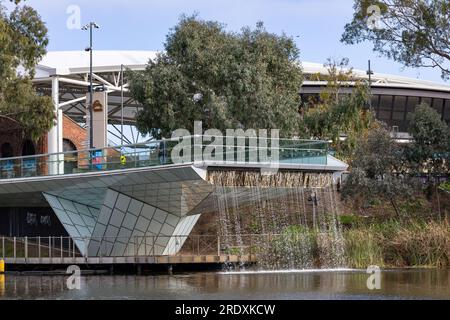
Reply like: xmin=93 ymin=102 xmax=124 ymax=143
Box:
xmin=344 ymin=219 xmax=450 ymax=268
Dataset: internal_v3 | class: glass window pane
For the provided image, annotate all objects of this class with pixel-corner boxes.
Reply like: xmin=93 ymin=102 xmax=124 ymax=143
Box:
xmin=393 ymin=112 xmax=404 ymax=120
xmin=379 ymin=95 xmax=393 ymax=110
xmin=407 ymin=97 xmax=420 ymax=112
xmin=379 ymin=110 xmax=391 ymax=120
xmin=432 ymin=98 xmax=444 ymax=117
xmin=444 ymin=100 xmax=450 ymax=121
xmin=393 ymin=96 xmax=406 ymax=111
xmin=370 ymin=95 xmax=379 ymax=109
xmin=421 ymin=97 xmax=432 ymax=107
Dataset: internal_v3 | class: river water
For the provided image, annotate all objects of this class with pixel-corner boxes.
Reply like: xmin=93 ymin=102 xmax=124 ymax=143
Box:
xmin=1 ymin=269 xmax=449 ymax=300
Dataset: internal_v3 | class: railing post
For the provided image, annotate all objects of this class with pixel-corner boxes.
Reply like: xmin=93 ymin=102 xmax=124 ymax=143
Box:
xmin=144 ymin=236 xmax=147 ymax=256
xmin=38 ymin=237 xmax=41 ymax=261
xmin=13 ymin=237 xmax=16 ymax=259
xmin=197 ymin=235 xmax=200 ymax=256
xmin=49 ymin=236 xmax=52 ymax=259
xmin=217 ymin=235 xmax=220 ymax=256
xmin=25 ymin=236 xmax=28 ymax=260
xmin=134 ymin=236 xmax=138 ymax=258
xmin=152 ymin=236 xmax=155 ymax=257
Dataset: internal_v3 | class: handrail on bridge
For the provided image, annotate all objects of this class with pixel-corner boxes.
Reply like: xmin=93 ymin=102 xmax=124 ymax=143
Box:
xmin=0 ymin=135 xmax=329 ymax=180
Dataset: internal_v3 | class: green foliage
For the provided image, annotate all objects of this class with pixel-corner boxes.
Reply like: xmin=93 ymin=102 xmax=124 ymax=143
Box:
xmin=339 ymin=214 xmax=360 ymax=227
xmin=344 ymin=219 xmax=450 ymax=268
xmin=129 ymin=15 xmax=303 ymax=139
xmin=342 ymin=125 xmax=415 ymax=216
xmin=342 ymin=0 xmax=450 ymax=80
xmin=301 ymin=58 xmax=375 ymax=161
xmin=405 ymin=103 xmax=450 ymax=180
xmin=344 ymin=228 xmax=384 ymax=268
xmin=439 ymin=181 xmax=450 ymax=193
xmin=0 ymin=1 xmax=53 ymax=140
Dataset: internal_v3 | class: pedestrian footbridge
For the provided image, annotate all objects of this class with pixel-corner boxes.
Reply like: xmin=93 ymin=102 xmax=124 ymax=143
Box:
xmin=0 ymin=136 xmax=347 ymax=259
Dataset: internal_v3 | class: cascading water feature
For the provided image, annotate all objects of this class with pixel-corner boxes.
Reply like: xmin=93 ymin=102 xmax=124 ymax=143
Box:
xmin=208 ymin=170 xmax=347 ymax=270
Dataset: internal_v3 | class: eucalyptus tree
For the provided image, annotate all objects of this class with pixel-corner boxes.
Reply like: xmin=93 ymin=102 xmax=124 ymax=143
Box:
xmin=301 ymin=58 xmax=375 ymax=161
xmin=342 ymin=0 xmax=450 ymax=80
xmin=129 ymin=16 xmax=303 ymax=139
xmin=0 ymin=0 xmax=53 ymax=140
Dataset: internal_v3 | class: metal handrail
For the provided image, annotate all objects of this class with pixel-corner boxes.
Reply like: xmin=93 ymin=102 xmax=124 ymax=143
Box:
xmin=0 ymin=135 xmax=329 ymax=180
xmin=0 ymin=135 xmax=328 ymax=162
xmin=0 ymin=233 xmax=335 ymax=260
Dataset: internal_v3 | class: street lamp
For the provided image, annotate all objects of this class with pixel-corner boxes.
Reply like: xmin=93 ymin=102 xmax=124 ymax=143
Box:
xmin=82 ymin=22 xmax=100 ymax=149
xmin=367 ymin=59 xmax=374 ymax=109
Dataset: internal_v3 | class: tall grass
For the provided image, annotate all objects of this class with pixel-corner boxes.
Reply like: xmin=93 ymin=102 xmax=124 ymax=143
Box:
xmin=344 ymin=229 xmax=384 ymax=268
xmin=343 ymin=219 xmax=450 ymax=268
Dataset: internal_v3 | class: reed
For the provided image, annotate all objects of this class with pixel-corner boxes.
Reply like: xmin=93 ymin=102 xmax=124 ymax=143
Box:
xmin=343 ymin=219 xmax=450 ymax=268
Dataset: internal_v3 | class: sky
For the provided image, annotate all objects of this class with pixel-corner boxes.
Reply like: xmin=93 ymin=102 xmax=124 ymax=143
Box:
xmin=4 ymin=0 xmax=448 ymax=84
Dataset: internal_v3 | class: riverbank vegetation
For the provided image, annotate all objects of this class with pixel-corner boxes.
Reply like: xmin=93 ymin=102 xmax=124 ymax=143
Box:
xmin=340 ymin=103 xmax=450 ymax=268
xmin=343 ymin=218 xmax=450 ymax=268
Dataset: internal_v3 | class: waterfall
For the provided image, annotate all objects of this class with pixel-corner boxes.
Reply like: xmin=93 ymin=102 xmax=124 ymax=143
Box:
xmin=208 ymin=170 xmax=346 ymax=270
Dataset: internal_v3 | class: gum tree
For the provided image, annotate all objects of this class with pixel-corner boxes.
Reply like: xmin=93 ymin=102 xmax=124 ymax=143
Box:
xmin=342 ymin=124 xmax=413 ymax=217
xmin=301 ymin=58 xmax=375 ymax=161
xmin=129 ymin=16 xmax=303 ymax=139
xmin=342 ymin=0 xmax=450 ymax=80
xmin=0 ymin=0 xmax=54 ymax=140
xmin=405 ymin=103 xmax=450 ymax=189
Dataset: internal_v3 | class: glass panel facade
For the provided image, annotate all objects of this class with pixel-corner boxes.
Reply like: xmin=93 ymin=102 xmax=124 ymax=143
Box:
xmin=302 ymin=91 xmax=449 ymax=132
xmin=444 ymin=100 xmax=450 ymax=124
xmin=379 ymin=95 xmax=393 ymax=123
xmin=406 ymin=97 xmax=420 ymax=112
xmin=421 ymin=97 xmax=432 ymax=107
xmin=432 ymin=98 xmax=444 ymax=119
xmin=393 ymin=96 xmax=406 ymax=120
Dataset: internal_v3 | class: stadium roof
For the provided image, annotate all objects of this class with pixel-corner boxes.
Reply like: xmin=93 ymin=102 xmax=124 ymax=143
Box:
xmin=32 ymin=51 xmax=450 ymax=125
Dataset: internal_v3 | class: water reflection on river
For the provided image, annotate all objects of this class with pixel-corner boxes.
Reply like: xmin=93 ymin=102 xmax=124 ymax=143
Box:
xmin=0 ymin=269 xmax=449 ymax=300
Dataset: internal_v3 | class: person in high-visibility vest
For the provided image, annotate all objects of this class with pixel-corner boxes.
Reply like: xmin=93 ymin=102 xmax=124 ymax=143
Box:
xmin=120 ymin=155 xmax=127 ymax=166
xmin=0 ymin=259 xmax=4 ymax=274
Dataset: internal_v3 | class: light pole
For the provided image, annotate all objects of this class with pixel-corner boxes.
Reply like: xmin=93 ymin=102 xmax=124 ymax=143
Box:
xmin=367 ymin=59 xmax=374 ymax=109
xmin=82 ymin=22 xmax=100 ymax=149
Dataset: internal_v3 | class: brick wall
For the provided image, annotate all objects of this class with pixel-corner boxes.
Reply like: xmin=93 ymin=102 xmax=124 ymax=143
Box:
xmin=62 ymin=115 xmax=87 ymax=152
xmin=0 ymin=115 xmax=87 ymax=157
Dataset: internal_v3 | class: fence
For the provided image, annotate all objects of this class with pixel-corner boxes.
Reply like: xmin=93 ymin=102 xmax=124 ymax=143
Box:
xmin=0 ymin=234 xmax=288 ymax=260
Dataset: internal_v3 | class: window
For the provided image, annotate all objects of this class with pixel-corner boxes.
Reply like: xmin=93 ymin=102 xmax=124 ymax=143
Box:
xmin=421 ymin=97 xmax=432 ymax=107
xmin=63 ymin=139 xmax=78 ymax=174
xmin=378 ymin=95 xmax=393 ymax=121
xmin=392 ymin=96 xmax=406 ymax=120
xmin=370 ymin=95 xmax=380 ymax=110
xmin=406 ymin=97 xmax=420 ymax=113
xmin=22 ymin=140 xmax=35 ymax=156
xmin=432 ymin=98 xmax=444 ymax=119
xmin=1 ymin=143 xmax=13 ymax=158
xmin=444 ymin=100 xmax=450 ymax=124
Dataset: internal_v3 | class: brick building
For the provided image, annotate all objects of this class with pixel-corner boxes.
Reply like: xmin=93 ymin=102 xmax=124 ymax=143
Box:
xmin=0 ymin=115 xmax=86 ymax=159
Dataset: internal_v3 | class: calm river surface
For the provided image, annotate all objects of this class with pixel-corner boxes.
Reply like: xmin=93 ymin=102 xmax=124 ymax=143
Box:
xmin=1 ymin=269 xmax=449 ymax=300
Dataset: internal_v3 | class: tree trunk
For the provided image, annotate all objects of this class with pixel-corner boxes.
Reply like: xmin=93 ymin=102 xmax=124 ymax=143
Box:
xmin=390 ymin=197 xmax=401 ymax=218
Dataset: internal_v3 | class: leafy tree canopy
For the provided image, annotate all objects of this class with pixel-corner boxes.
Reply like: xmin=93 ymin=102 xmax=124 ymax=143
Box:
xmin=301 ymin=58 xmax=375 ymax=161
xmin=342 ymin=124 xmax=414 ymax=216
xmin=129 ymin=15 xmax=303 ymax=139
xmin=0 ymin=0 xmax=53 ymax=140
xmin=342 ymin=0 xmax=450 ymax=80
xmin=405 ymin=103 xmax=450 ymax=179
